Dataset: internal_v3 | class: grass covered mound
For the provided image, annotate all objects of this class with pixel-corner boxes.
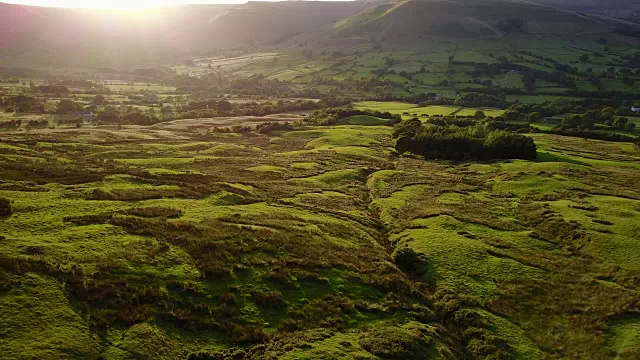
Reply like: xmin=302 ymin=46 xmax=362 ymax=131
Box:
xmin=393 ymin=118 xmax=536 ymax=161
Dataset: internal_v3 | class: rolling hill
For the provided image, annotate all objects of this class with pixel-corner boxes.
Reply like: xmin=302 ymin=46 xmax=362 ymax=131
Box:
xmin=0 ymin=1 xmax=376 ymax=68
xmin=332 ymin=0 xmax=622 ymax=41
xmin=206 ymin=1 xmax=374 ymax=48
xmin=1 ymin=0 xmax=639 ymax=69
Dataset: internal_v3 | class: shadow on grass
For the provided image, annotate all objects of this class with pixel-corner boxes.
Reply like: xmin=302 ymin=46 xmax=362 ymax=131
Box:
xmin=536 ymin=151 xmax=590 ymax=167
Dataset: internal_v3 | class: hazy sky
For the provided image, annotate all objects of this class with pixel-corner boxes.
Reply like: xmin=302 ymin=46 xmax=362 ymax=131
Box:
xmin=4 ymin=0 xmax=266 ymax=9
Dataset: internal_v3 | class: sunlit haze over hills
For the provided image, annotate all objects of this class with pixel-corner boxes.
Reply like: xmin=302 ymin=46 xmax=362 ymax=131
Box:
xmin=2 ymin=0 xmax=318 ymax=10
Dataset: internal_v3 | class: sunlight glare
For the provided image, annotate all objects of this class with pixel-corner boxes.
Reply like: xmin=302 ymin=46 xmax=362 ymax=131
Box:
xmin=14 ymin=1 xmax=186 ymax=11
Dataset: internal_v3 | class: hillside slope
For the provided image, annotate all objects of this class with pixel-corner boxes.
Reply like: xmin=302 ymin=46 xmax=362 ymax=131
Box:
xmin=332 ymin=0 xmax=619 ymax=41
xmin=534 ymin=0 xmax=640 ymax=24
xmin=207 ymin=1 xmax=375 ymax=48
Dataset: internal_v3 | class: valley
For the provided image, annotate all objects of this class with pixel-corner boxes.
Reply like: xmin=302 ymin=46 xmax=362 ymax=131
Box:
xmin=1 ymin=0 xmax=640 ymax=359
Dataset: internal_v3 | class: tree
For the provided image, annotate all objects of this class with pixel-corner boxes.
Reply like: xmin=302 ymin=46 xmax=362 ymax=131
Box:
xmin=582 ymin=117 xmax=595 ymax=130
xmin=522 ymin=74 xmax=536 ymax=91
xmin=474 ymin=110 xmax=486 ymax=119
xmin=528 ymin=112 xmax=542 ymax=123
xmin=625 ymin=122 xmax=636 ymax=132
xmin=562 ymin=115 xmax=583 ymax=128
xmin=92 ymin=94 xmax=105 ymax=105
xmin=44 ymin=101 xmax=58 ymax=114
xmin=622 ymin=78 xmax=635 ymax=86
xmin=56 ymin=99 xmax=77 ymax=114
xmin=614 ymin=117 xmax=629 ymax=130
xmin=579 ymin=54 xmax=590 ymax=63
xmin=97 ymin=105 xmax=121 ymax=124
xmin=599 ymin=107 xmax=616 ymax=121
xmin=385 ymin=57 xmax=396 ymax=67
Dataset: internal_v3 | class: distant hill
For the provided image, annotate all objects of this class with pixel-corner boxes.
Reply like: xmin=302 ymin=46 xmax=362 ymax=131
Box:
xmin=331 ymin=0 xmax=623 ymax=41
xmin=207 ymin=1 xmax=375 ymax=48
xmin=0 ymin=1 xmax=374 ymax=68
xmin=534 ymin=0 xmax=640 ymax=24
xmin=1 ymin=0 xmax=639 ymax=69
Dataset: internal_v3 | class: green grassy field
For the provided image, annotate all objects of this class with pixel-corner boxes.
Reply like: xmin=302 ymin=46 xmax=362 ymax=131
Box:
xmin=1 ymin=105 xmax=639 ymax=358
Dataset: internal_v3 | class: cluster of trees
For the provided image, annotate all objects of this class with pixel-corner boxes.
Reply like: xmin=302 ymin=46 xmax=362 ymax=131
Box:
xmin=305 ymin=108 xmax=401 ymax=126
xmin=1 ymin=93 xmax=109 ymax=115
xmin=559 ymin=114 xmax=634 ymax=132
xmin=171 ymin=73 xmax=328 ymax=99
xmin=43 ymin=99 xmax=86 ymax=114
xmin=463 ymin=61 xmax=577 ymax=91
xmin=256 ymin=121 xmax=295 ymax=134
xmin=3 ymin=95 xmax=41 ymax=113
xmin=37 ymin=84 xmax=69 ymax=94
xmin=453 ymin=92 xmax=508 ymax=108
xmin=0 ymin=119 xmax=21 ymax=129
xmin=505 ymin=101 xmax=584 ymax=118
xmin=95 ymin=106 xmax=161 ymax=126
xmin=177 ymin=99 xmax=330 ymax=119
xmin=544 ymin=128 xmax=639 ymax=143
xmin=26 ymin=119 xmax=49 ymax=129
xmin=226 ymin=75 xmax=295 ymax=96
xmin=504 ymin=101 xmax=637 ymax=133
xmin=393 ymin=118 xmax=537 ymax=161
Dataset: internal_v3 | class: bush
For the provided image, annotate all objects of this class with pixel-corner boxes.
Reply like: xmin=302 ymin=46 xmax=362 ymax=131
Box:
xmin=358 ymin=326 xmax=432 ymax=359
xmin=393 ymin=247 xmax=426 ymax=275
xmin=253 ymin=290 xmax=287 ymax=309
xmin=90 ymin=189 xmax=117 ymax=200
xmin=256 ymin=121 xmax=294 ymax=134
xmin=0 ymin=198 xmax=12 ymax=217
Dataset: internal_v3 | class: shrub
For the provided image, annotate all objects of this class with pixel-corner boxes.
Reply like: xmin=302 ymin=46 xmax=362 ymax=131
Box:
xmin=223 ymin=322 xmax=269 ymax=345
xmin=253 ymin=290 xmax=287 ymax=309
xmin=358 ymin=326 xmax=432 ymax=359
xmin=90 ymin=189 xmax=117 ymax=200
xmin=393 ymin=247 xmax=426 ymax=275
xmin=256 ymin=121 xmax=294 ymax=134
xmin=0 ymin=198 xmax=12 ymax=217
xmin=121 ymin=207 xmax=182 ymax=219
